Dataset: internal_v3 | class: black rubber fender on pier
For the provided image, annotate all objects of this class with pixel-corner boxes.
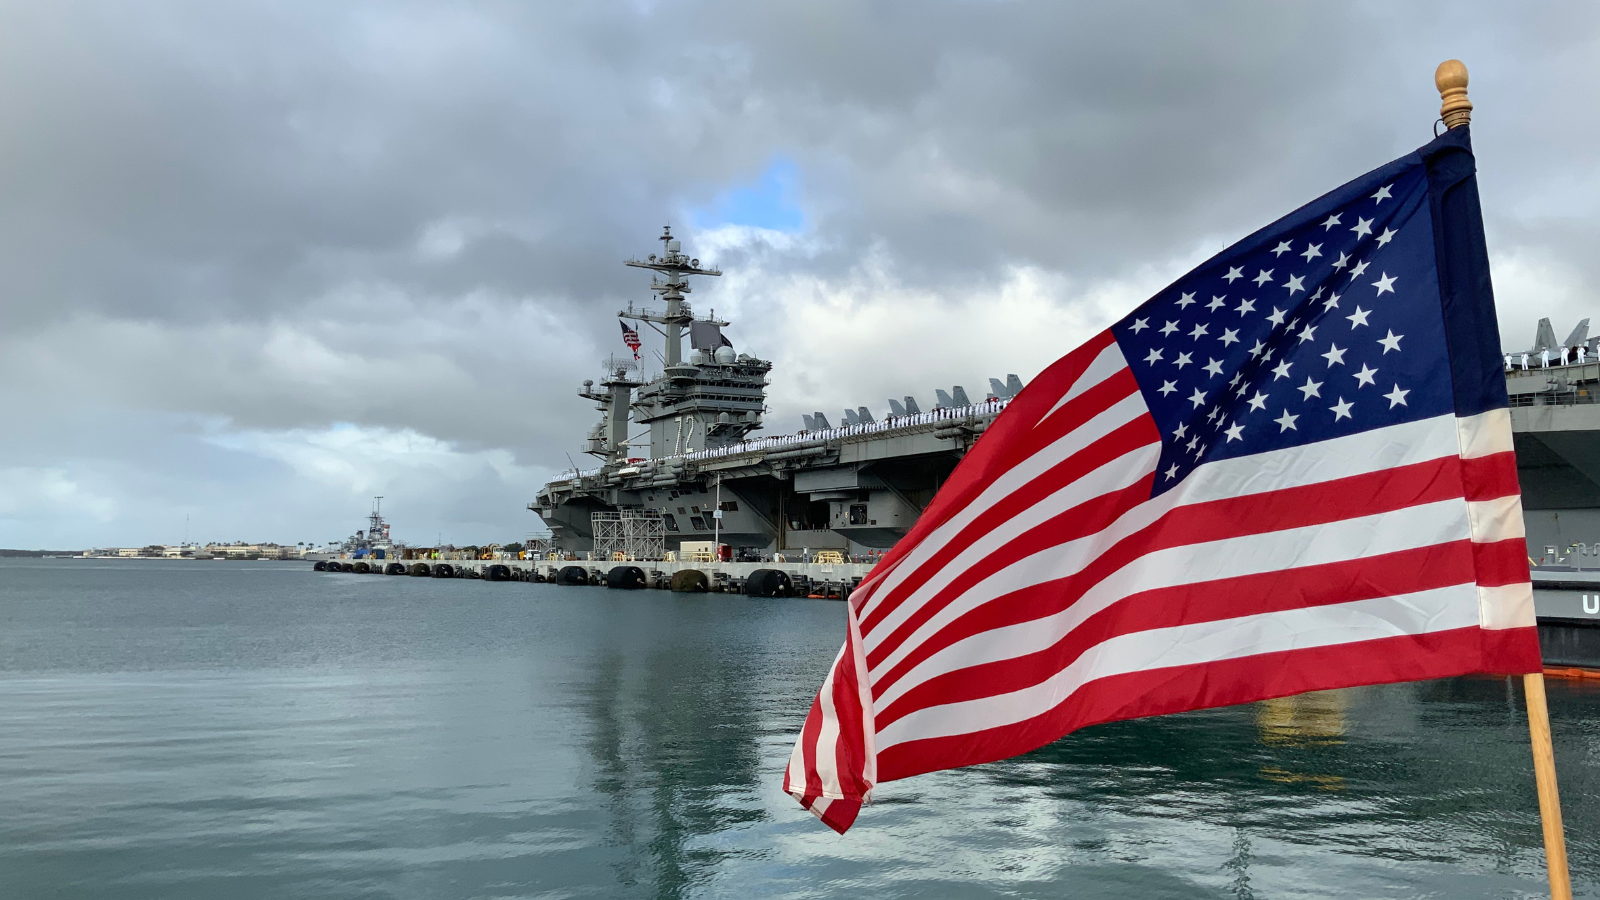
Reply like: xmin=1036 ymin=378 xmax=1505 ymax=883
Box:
xmin=432 ymin=563 xmax=455 ymax=578
xmin=385 ymin=563 xmax=406 ymax=576
xmin=669 ymin=569 xmax=709 ymax=593
xmin=486 ymin=564 xmax=511 ymax=582
xmin=745 ymin=569 xmax=794 ymax=598
xmin=313 ymin=561 xmax=328 ymax=572
xmin=409 ymin=563 xmax=431 ymax=577
xmin=556 ymin=565 xmax=591 ymax=586
xmin=352 ymin=562 xmax=372 ymax=574
xmin=605 ymin=566 xmax=647 ymax=590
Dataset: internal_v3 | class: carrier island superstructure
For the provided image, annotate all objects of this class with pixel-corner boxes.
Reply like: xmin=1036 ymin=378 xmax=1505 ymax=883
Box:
xmin=532 ymin=228 xmax=1019 ymax=556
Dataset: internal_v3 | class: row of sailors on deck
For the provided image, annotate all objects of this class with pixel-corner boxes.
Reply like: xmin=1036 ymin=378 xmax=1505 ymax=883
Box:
xmin=1506 ymin=346 xmax=1589 ymax=370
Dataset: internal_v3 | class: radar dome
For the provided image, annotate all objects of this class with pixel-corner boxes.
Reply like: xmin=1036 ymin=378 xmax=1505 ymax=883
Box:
xmin=689 ymin=349 xmax=709 ymax=365
xmin=714 ymin=346 xmax=737 ymax=364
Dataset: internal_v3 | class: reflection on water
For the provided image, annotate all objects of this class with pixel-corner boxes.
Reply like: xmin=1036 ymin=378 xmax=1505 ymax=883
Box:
xmin=1257 ymin=690 xmax=1347 ymax=791
xmin=3 ymin=559 xmax=1599 ymax=899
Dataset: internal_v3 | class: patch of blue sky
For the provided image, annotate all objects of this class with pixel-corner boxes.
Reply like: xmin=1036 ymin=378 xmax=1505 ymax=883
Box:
xmin=692 ymin=158 xmax=804 ymax=232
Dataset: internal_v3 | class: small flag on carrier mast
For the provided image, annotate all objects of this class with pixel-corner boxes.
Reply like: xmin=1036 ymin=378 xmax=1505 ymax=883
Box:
xmin=784 ymin=59 xmax=1572 ymax=900
xmin=619 ymin=320 xmax=642 ymax=360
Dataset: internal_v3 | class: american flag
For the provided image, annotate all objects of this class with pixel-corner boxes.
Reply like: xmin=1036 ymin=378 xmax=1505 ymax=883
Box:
xmin=620 ymin=319 xmax=642 ymax=360
xmin=784 ymin=126 xmax=1541 ymax=834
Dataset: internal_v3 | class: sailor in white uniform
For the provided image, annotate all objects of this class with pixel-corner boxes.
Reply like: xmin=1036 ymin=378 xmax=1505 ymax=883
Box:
xmin=1581 ymin=345 xmax=1589 ymax=365
xmin=1561 ymin=345 xmax=1572 ymax=366
xmin=1521 ymin=352 xmax=1531 ymax=370
xmin=1541 ymin=348 xmax=1552 ymax=368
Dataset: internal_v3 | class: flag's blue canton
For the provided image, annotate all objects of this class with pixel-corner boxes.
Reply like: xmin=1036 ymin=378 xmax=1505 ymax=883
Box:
xmin=1112 ymin=157 xmax=1454 ymax=498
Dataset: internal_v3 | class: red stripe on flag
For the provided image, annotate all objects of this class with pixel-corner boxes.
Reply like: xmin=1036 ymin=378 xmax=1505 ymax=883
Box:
xmin=1472 ymin=538 xmax=1532 ymax=587
xmin=829 ymin=627 xmax=872 ymax=799
xmin=1462 ymin=451 xmax=1520 ymax=501
xmin=876 ymin=625 xmax=1541 ymax=783
xmin=861 ymin=331 xmax=1122 ymax=582
xmin=865 ymin=453 xmax=1469 ymax=672
xmin=862 ymin=416 xmax=1159 ymax=640
xmin=874 ymin=540 xmax=1477 ymax=729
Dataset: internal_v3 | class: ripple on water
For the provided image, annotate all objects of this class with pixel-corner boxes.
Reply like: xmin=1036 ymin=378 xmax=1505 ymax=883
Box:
xmin=0 ymin=559 xmax=1594 ymax=899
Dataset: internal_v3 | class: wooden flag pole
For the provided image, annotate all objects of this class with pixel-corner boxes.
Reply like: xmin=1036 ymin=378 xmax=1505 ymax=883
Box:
xmin=1524 ymin=672 xmax=1573 ymax=899
xmin=1436 ymin=57 xmax=1574 ymax=899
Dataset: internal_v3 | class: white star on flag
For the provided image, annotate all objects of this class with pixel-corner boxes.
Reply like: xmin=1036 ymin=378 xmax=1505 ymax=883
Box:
xmin=1254 ymin=269 xmax=1274 ymax=286
xmin=1298 ymin=377 xmax=1322 ymax=400
xmin=1351 ymin=217 xmax=1373 ymax=238
xmin=1322 ymin=344 xmax=1347 ymax=366
xmin=1347 ymin=306 xmax=1371 ymax=328
xmin=1274 ymin=409 xmax=1298 ymax=431
xmin=1385 ymin=384 xmax=1410 ymax=408
xmin=1373 ymin=272 xmax=1397 ymax=296
xmin=1329 ymin=397 xmax=1354 ymax=420
xmin=1378 ymin=330 xmax=1404 ymax=353
xmin=1353 ymin=363 xmax=1378 ymax=387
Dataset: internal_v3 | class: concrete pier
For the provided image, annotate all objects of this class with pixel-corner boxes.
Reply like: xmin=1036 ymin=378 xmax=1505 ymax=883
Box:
xmin=314 ymin=557 xmax=874 ymax=599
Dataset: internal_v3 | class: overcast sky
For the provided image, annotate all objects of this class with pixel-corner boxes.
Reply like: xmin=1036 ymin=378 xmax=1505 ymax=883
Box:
xmin=2 ymin=1 xmax=1596 ymax=548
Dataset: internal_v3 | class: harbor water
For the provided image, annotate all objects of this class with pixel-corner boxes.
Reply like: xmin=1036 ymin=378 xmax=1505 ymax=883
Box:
xmin=3 ymin=558 xmax=1599 ymax=899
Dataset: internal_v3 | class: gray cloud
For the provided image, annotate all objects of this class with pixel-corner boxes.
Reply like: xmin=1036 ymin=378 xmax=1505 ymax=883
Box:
xmin=1 ymin=0 xmax=1596 ymax=545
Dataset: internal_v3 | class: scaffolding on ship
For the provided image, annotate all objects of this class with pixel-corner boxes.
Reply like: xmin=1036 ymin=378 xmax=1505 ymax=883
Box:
xmin=590 ymin=509 xmax=666 ymax=561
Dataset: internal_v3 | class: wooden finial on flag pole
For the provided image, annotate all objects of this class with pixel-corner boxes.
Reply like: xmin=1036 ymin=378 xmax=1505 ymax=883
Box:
xmin=1440 ymin=58 xmax=1576 ymax=900
xmin=1435 ymin=59 xmax=1473 ymax=129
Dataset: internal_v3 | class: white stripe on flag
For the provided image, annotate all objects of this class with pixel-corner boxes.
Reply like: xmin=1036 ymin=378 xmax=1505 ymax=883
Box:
xmin=864 ymin=413 xmax=1465 ymax=637
xmin=870 ymin=499 xmax=1471 ymax=710
xmin=1046 ymin=341 xmax=1131 ymax=418
xmin=876 ymin=583 xmax=1482 ymax=749
xmin=859 ymin=386 xmax=1149 ymax=616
